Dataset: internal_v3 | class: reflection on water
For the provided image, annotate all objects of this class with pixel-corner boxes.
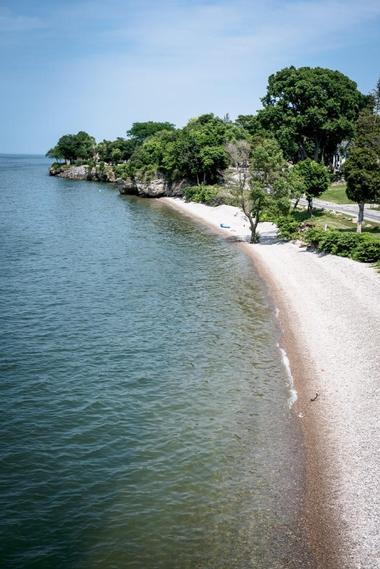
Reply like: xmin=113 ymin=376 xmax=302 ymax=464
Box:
xmin=0 ymin=156 xmax=315 ymax=568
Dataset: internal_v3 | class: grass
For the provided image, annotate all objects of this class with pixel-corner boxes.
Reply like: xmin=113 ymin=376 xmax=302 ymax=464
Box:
xmin=319 ymin=183 xmax=354 ymax=204
xmin=292 ymin=208 xmax=380 ymax=240
xmin=320 ymin=183 xmax=380 ymax=211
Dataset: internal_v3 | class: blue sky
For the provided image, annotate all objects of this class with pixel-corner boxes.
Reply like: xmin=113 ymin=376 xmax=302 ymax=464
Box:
xmin=1 ymin=0 xmax=379 ymax=153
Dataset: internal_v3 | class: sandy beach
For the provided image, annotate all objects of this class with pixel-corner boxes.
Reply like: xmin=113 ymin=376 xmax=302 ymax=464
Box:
xmin=163 ymin=198 xmax=380 ymax=569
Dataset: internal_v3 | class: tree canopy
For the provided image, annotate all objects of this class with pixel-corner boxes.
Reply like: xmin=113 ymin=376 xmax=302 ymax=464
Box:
xmin=126 ymin=114 xmax=249 ymax=184
xmin=46 ymin=131 xmax=96 ymax=162
xmin=293 ymin=158 xmax=330 ymax=213
xmin=257 ymin=66 xmax=366 ymax=164
xmin=97 ymin=137 xmax=136 ymax=163
xmin=344 ymin=83 xmax=380 ymax=231
xmin=126 ymin=121 xmax=175 ymax=145
xmin=226 ymin=136 xmax=291 ymax=242
xmin=46 ymin=66 xmax=368 ymax=195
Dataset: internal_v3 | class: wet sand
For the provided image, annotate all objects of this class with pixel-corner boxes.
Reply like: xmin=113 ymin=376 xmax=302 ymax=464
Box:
xmin=162 ymin=198 xmax=380 ymax=569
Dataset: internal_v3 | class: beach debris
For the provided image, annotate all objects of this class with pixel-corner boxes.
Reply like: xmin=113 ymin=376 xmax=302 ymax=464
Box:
xmin=310 ymin=392 xmax=319 ymax=402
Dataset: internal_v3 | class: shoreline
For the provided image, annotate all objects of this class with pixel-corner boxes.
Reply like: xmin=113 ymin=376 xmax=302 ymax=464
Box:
xmin=161 ymin=197 xmax=380 ymax=569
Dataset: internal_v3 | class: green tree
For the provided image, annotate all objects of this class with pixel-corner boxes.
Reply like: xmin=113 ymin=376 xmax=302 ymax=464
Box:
xmin=97 ymin=137 xmax=136 ymax=163
xmin=257 ymin=66 xmax=366 ymax=164
xmin=227 ymin=137 xmax=290 ymax=243
xmin=288 ymin=167 xmax=307 ymax=210
xmin=126 ymin=129 xmax=177 ymax=180
xmin=343 ymin=87 xmax=380 ymax=232
xmin=127 ymin=122 xmax=175 ymax=145
xmin=48 ymin=131 xmax=96 ymax=163
xmin=248 ymin=138 xmax=291 ymax=242
xmin=225 ymin=138 xmax=252 ymax=209
xmin=235 ymin=114 xmax=266 ymax=138
xmin=127 ymin=114 xmax=247 ymax=184
xmin=294 ymin=158 xmax=330 ymax=214
xmin=170 ymin=114 xmax=247 ymax=184
xmin=46 ymin=146 xmax=64 ymax=162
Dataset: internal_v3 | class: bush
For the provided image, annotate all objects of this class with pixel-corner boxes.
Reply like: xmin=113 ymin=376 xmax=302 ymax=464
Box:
xmin=303 ymin=228 xmax=380 ymax=263
xmin=183 ymin=185 xmax=219 ymax=205
xmin=114 ymin=163 xmax=130 ymax=179
xmin=276 ymin=217 xmax=301 ymax=240
xmin=352 ymin=237 xmax=380 ymax=263
xmin=50 ymin=162 xmax=70 ymax=171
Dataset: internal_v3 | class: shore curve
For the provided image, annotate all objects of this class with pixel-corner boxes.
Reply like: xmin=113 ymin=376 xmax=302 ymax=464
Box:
xmin=162 ymin=197 xmax=380 ymax=569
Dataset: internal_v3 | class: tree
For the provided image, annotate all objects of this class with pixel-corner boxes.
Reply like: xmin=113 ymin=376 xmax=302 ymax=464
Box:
xmin=170 ymin=114 xmax=248 ymax=184
xmin=97 ymin=137 xmax=136 ymax=163
xmin=343 ymin=84 xmax=380 ymax=232
xmin=127 ymin=122 xmax=175 ymax=145
xmin=126 ymin=129 xmax=178 ymax=180
xmin=248 ymin=138 xmax=291 ymax=242
xmin=235 ymin=114 xmax=266 ymax=138
xmin=227 ymin=137 xmax=290 ymax=243
xmin=293 ymin=159 xmax=330 ymax=214
xmin=288 ymin=167 xmax=307 ymax=210
xmin=344 ymin=148 xmax=380 ymax=232
xmin=46 ymin=146 xmax=64 ymax=162
xmin=368 ymin=77 xmax=380 ymax=116
xmin=127 ymin=114 xmax=248 ymax=185
xmin=225 ymin=138 xmax=251 ymax=212
xmin=257 ymin=66 xmax=366 ymax=164
xmin=48 ymin=131 xmax=96 ymax=163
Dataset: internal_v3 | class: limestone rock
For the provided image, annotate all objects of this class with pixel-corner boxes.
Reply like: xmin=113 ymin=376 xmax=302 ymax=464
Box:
xmin=49 ymin=165 xmax=89 ymax=179
xmin=50 ymin=163 xmax=193 ymax=198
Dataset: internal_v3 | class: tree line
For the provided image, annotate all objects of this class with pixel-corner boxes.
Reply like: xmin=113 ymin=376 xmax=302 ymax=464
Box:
xmin=47 ymin=66 xmax=380 ymax=238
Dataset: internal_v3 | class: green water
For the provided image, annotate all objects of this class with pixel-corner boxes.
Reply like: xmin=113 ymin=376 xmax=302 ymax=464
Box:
xmin=0 ymin=156 xmax=315 ymax=568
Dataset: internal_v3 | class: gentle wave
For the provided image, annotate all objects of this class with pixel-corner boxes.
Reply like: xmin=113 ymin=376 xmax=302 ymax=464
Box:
xmin=0 ymin=155 xmax=314 ymax=569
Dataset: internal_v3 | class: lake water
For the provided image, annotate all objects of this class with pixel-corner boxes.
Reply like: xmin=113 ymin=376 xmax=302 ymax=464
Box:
xmin=0 ymin=156 xmax=315 ymax=568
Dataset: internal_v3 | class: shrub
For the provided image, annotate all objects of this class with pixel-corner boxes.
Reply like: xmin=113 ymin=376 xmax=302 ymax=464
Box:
xmin=276 ymin=217 xmax=301 ymax=240
xmin=352 ymin=237 xmax=380 ymax=263
xmin=183 ymin=185 xmax=219 ymax=205
xmin=114 ymin=163 xmax=130 ymax=179
xmin=50 ymin=162 xmax=70 ymax=171
xmin=303 ymin=227 xmax=380 ymax=263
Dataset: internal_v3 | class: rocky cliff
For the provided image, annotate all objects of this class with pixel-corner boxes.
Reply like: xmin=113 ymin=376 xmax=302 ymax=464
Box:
xmin=49 ymin=164 xmax=189 ymax=198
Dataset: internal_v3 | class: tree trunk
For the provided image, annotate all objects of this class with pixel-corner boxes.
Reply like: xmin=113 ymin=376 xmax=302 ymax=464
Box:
xmin=248 ymin=212 xmax=260 ymax=243
xmin=293 ymin=197 xmax=300 ymax=210
xmin=357 ymin=202 xmax=365 ymax=233
xmin=313 ymin=139 xmax=320 ymax=162
xmin=307 ymin=196 xmax=313 ymax=216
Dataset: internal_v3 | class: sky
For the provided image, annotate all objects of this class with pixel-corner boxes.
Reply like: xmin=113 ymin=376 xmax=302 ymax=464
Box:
xmin=0 ymin=0 xmax=379 ymax=153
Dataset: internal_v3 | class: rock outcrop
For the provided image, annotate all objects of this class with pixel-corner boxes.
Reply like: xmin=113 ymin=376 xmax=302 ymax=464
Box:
xmin=118 ymin=176 xmax=189 ymax=198
xmin=49 ymin=163 xmax=191 ymax=198
xmin=49 ymin=164 xmax=90 ymax=180
xmin=49 ymin=164 xmax=117 ymax=183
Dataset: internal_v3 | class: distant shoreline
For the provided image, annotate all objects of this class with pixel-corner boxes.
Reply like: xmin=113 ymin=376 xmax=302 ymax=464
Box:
xmin=162 ymin=197 xmax=380 ymax=569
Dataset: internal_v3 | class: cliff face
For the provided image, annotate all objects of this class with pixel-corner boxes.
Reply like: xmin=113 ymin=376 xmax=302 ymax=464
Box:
xmin=118 ymin=176 xmax=188 ymax=198
xmin=49 ymin=164 xmax=190 ymax=198
xmin=49 ymin=164 xmax=117 ymax=183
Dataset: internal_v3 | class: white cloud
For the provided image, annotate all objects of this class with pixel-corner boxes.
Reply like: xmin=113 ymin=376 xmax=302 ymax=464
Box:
xmin=53 ymin=0 xmax=379 ymax=114
xmin=1 ymin=0 xmax=379 ymax=151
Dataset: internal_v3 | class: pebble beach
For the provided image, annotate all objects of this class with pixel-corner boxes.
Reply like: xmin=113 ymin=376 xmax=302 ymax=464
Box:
xmin=163 ymin=198 xmax=380 ymax=569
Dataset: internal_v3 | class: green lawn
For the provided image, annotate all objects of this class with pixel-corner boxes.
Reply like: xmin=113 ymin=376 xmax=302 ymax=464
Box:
xmin=319 ymin=183 xmax=354 ymax=204
xmin=292 ymin=209 xmax=380 ymax=240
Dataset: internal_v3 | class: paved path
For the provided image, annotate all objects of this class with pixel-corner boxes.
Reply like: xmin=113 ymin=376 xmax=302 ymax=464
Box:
xmin=299 ymin=198 xmax=380 ymax=223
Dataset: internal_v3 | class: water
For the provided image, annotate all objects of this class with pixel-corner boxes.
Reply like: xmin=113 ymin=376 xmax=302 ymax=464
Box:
xmin=0 ymin=156 xmax=314 ymax=568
